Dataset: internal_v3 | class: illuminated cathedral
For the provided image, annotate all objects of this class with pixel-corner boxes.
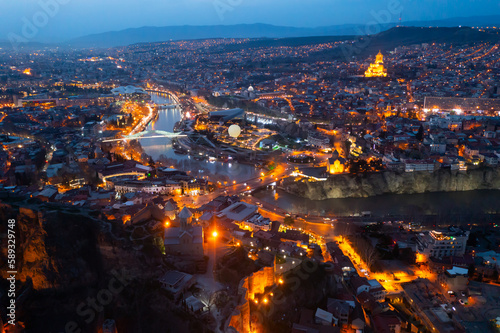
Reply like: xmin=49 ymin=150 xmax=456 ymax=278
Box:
xmin=365 ymin=51 xmax=387 ymax=77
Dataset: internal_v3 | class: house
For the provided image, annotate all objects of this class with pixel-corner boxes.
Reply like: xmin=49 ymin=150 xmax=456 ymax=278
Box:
xmin=292 ymin=308 xmax=340 ymax=333
xmin=220 ymin=202 xmax=258 ymax=222
xmin=128 ymin=203 xmax=165 ymax=225
xmin=159 ymin=270 xmax=195 ymax=299
xmin=351 ymin=275 xmax=370 ymax=295
xmin=327 ymin=298 xmax=353 ymax=326
xmin=315 ymin=308 xmax=334 ymax=326
xmin=372 ymin=314 xmax=402 ymax=333
xmin=367 ymin=279 xmax=387 ymax=302
xmin=184 ymin=295 xmax=209 ymax=314
xmin=438 ymin=266 xmax=469 ymax=294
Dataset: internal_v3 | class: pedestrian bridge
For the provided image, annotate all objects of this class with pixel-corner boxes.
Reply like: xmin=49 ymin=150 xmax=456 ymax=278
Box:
xmin=101 ymin=130 xmax=186 ymax=142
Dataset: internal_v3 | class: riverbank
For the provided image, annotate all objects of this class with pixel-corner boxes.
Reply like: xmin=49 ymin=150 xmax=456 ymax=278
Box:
xmin=253 ymin=187 xmax=500 ymax=218
xmin=283 ymin=167 xmax=500 ymax=200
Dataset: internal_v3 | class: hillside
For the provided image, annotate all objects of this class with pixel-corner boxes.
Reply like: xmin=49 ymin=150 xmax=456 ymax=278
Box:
xmin=66 ymin=15 xmax=500 ymax=48
xmin=311 ymin=26 xmax=500 ymax=60
xmin=283 ymin=167 xmax=500 ymax=200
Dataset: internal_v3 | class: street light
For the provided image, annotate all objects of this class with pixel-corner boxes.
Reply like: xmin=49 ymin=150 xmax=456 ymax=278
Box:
xmin=212 ymin=231 xmax=218 ymax=238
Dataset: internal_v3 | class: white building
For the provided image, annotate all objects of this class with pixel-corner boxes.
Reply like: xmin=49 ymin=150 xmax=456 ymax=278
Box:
xmin=417 ymin=229 xmax=469 ymax=259
xmin=307 ymin=132 xmax=331 ymax=150
xmin=114 ymin=180 xmax=181 ymax=195
xmin=404 ymin=159 xmax=437 ymax=172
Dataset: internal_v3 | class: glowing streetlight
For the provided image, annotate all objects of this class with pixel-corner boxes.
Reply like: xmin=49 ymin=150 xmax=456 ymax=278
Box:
xmin=212 ymin=231 xmax=218 ymax=238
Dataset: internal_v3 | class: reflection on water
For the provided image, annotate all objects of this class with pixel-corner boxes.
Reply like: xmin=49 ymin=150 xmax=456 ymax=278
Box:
xmin=141 ymin=93 xmax=260 ymax=182
xmin=253 ymin=188 xmax=500 ymax=217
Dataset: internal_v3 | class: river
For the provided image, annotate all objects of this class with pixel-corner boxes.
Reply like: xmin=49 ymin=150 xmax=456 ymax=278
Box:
xmin=253 ymin=188 xmax=500 ymax=217
xmin=141 ymin=93 xmax=260 ymax=182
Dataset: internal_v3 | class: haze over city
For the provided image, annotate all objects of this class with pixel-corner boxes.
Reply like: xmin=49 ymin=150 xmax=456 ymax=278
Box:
xmin=0 ymin=0 xmax=499 ymax=42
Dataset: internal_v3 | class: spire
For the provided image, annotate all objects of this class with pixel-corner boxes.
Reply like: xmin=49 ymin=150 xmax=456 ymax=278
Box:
xmin=179 ymin=206 xmax=192 ymax=231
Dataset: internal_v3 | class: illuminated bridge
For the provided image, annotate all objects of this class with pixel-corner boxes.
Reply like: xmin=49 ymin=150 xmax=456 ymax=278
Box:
xmin=102 ymin=171 xmax=147 ymax=184
xmin=101 ymin=130 xmax=187 ymax=142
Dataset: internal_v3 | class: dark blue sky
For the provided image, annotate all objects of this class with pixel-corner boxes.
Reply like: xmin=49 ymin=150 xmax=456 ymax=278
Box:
xmin=1 ymin=0 xmax=499 ymax=42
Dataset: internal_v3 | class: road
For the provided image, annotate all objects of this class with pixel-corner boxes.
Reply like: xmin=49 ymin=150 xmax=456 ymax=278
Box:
xmin=177 ymin=163 xmax=292 ymax=208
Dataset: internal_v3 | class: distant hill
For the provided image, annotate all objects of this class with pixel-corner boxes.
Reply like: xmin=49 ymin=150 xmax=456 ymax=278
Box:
xmin=67 ymin=15 xmax=500 ymax=48
xmin=67 ymin=23 xmax=375 ymax=48
xmin=344 ymin=26 xmax=500 ymax=57
xmin=196 ymin=27 xmax=500 ymax=61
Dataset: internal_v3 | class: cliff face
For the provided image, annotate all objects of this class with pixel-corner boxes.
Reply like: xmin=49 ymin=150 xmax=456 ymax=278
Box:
xmin=284 ymin=167 xmax=500 ymax=200
xmin=0 ymin=204 xmax=107 ymax=290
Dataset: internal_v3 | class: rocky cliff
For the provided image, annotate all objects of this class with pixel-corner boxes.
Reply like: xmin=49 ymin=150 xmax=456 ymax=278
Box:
xmin=284 ymin=167 xmax=500 ymax=200
xmin=0 ymin=199 xmax=205 ymax=332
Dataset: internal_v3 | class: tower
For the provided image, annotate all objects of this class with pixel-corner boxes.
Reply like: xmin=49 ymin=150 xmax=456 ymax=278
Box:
xmin=375 ymin=51 xmax=384 ymax=64
xmin=164 ymin=201 xmax=176 ymax=220
xmin=179 ymin=206 xmax=193 ymax=230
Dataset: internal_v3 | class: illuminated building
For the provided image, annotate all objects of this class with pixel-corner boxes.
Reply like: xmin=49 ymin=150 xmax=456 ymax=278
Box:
xmin=228 ymin=264 xmax=275 ymax=333
xmin=437 ymin=266 xmax=468 ymax=294
xmin=424 ymin=96 xmax=500 ymax=113
xmin=364 ymin=51 xmax=387 ymax=78
xmin=417 ymin=228 xmax=469 ymax=259
xmin=163 ymin=207 xmax=204 ymax=258
xmin=327 ymin=150 xmax=346 ymax=174
xmin=307 ymin=132 xmax=331 ymax=150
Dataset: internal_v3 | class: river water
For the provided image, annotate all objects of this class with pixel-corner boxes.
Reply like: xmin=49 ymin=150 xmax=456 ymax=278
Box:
xmin=145 ymin=93 xmax=500 ymax=217
xmin=141 ymin=93 xmax=259 ymax=182
xmin=253 ymin=188 xmax=500 ymax=217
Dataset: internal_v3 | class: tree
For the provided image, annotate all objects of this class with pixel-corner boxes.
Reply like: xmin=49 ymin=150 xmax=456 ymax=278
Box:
xmin=468 ymin=264 xmax=475 ymax=278
xmin=492 ymin=269 xmax=499 ymax=282
xmin=416 ymin=125 xmax=424 ymax=142
xmin=284 ymin=216 xmax=295 ymax=225
xmin=343 ymin=140 xmax=352 ymax=157
xmin=392 ymin=243 xmax=400 ymax=259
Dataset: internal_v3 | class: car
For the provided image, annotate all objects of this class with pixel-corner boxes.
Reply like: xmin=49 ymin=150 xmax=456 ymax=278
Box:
xmin=461 ymin=291 xmax=466 ymax=297
xmin=459 ymin=299 xmax=466 ymax=305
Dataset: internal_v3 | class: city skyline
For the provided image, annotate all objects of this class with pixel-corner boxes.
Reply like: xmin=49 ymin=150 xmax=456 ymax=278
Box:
xmin=1 ymin=1 xmax=500 ymax=331
xmin=1 ymin=0 xmax=500 ymax=42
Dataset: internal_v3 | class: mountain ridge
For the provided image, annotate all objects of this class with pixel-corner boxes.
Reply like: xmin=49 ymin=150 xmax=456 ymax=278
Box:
xmin=66 ymin=15 xmax=500 ymax=48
